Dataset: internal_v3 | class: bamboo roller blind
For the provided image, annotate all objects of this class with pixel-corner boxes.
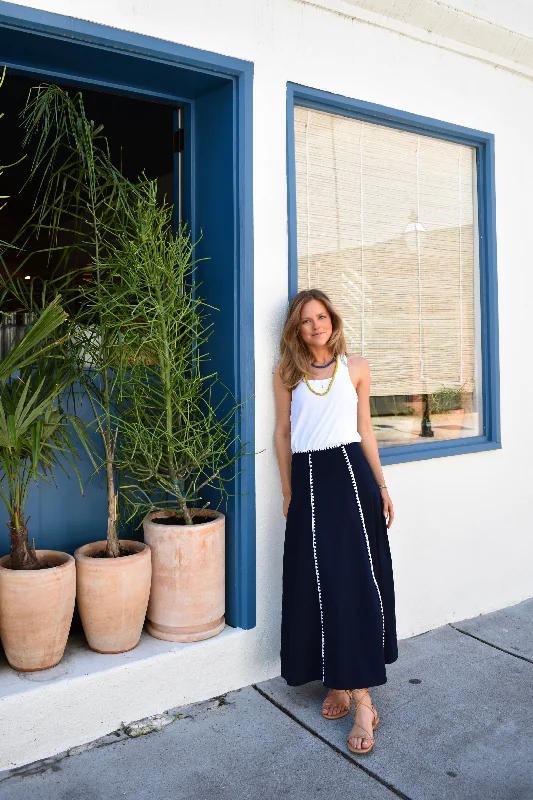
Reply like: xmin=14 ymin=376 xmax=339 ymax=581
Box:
xmin=294 ymin=106 xmax=478 ymax=397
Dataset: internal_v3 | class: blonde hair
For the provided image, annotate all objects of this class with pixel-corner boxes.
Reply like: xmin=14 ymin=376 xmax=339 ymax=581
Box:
xmin=279 ymin=289 xmax=347 ymax=390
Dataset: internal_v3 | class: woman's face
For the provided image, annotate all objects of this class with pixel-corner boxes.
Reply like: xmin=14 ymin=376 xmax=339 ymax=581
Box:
xmin=298 ymin=299 xmax=333 ymax=349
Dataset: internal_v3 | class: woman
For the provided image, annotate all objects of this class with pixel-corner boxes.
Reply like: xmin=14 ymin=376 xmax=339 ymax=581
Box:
xmin=274 ymin=288 xmax=398 ymax=755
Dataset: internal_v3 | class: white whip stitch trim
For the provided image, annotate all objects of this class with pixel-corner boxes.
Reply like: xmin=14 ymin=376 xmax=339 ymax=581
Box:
xmin=308 ymin=452 xmax=325 ymax=682
xmin=292 ymin=440 xmax=356 ymax=455
xmin=341 ymin=446 xmax=385 ymax=648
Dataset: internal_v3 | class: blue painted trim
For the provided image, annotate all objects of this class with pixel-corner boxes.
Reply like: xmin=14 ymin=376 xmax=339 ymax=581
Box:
xmin=0 ymin=2 xmax=256 ymax=629
xmin=286 ymin=90 xmax=299 ymax=299
xmin=1 ymin=63 xmax=196 ymax=106
xmin=233 ymin=67 xmax=256 ymax=629
xmin=380 ymin=438 xmax=500 ymax=466
xmin=0 ymin=1 xmax=249 ymax=78
xmin=289 ymin=84 xmax=494 ymax=147
xmin=287 ymin=83 xmax=501 ymax=464
xmin=477 ymin=135 xmax=501 ymax=448
xmin=172 ymin=107 xmax=180 ymax=233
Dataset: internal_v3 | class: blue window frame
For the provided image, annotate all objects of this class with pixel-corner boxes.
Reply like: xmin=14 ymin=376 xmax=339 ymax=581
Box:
xmin=0 ymin=1 xmax=256 ymax=629
xmin=287 ymin=83 xmax=501 ymax=465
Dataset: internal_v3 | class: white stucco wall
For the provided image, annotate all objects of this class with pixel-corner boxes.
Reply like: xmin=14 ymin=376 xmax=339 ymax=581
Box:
xmin=5 ymin=0 xmax=533 ymax=699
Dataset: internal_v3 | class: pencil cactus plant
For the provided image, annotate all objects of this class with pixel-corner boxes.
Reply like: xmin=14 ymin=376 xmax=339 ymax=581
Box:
xmin=8 ymin=82 xmax=243 ymax=539
xmin=96 ymin=181 xmax=244 ymax=526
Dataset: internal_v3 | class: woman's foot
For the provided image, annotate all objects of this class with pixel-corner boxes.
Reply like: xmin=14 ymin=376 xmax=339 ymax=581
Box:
xmin=321 ymin=688 xmax=351 ymax=720
xmin=347 ymin=688 xmax=379 ymax=753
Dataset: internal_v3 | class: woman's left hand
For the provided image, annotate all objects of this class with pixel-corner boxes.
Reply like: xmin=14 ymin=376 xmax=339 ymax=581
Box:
xmin=381 ymin=489 xmax=394 ymax=529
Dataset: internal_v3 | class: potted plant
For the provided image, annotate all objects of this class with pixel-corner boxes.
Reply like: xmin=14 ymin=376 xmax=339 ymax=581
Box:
xmin=0 ymin=75 xmax=79 ymax=672
xmin=16 ymin=85 xmax=152 ymax=654
xmin=99 ymin=182 xmax=244 ymax=642
xmin=0 ymin=298 xmax=81 ymax=671
xmin=429 ymin=385 xmax=467 ymax=437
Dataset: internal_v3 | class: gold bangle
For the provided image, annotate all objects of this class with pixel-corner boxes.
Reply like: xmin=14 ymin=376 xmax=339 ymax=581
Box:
xmin=378 ymin=484 xmax=387 ymax=489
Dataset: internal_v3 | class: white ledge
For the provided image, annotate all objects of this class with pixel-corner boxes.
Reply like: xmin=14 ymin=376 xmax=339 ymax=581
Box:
xmin=297 ymin=0 xmax=533 ymax=80
xmin=0 ymin=624 xmax=263 ymax=771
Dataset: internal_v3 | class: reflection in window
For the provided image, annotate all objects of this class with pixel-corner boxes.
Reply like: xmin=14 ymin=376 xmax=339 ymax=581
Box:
xmin=0 ymin=312 xmax=33 ymax=361
xmin=294 ymin=106 xmax=483 ymax=447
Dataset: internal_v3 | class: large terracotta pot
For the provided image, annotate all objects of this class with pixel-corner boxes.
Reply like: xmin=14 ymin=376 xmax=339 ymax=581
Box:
xmin=143 ymin=509 xmax=225 ymax=643
xmin=74 ymin=540 xmax=151 ymax=654
xmin=0 ymin=550 xmax=76 ymax=672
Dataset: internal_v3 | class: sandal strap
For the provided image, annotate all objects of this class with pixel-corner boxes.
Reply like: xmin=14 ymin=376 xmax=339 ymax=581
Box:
xmin=348 ymin=721 xmax=374 ymax=744
xmin=348 ymin=689 xmax=377 ymax=743
xmin=351 ymin=689 xmax=377 ymax=717
xmin=322 ymin=689 xmax=351 ymax=711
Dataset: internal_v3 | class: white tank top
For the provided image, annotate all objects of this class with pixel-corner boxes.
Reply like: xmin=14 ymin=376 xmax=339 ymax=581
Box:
xmin=290 ymin=355 xmax=361 ymax=454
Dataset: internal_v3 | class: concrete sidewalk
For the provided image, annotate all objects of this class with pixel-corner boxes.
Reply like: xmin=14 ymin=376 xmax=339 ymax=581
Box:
xmin=1 ymin=598 xmax=532 ymax=800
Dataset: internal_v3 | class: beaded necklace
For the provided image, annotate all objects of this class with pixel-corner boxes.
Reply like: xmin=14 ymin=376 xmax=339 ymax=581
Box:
xmin=304 ymin=356 xmax=339 ymax=396
xmin=311 ymin=356 xmax=336 ymax=369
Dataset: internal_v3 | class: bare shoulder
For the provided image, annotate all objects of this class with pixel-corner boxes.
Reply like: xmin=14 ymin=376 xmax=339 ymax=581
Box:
xmin=273 ymin=364 xmax=290 ymax=394
xmin=346 ymin=354 xmax=370 ymax=378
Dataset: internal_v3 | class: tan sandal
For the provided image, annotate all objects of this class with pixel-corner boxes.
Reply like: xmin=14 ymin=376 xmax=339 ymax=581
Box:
xmin=346 ymin=689 xmax=379 ymax=754
xmin=321 ymin=689 xmax=352 ymax=720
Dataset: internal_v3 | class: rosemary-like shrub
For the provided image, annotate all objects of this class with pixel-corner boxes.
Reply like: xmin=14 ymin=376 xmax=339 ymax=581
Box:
xmin=96 ymin=182 xmax=243 ymax=526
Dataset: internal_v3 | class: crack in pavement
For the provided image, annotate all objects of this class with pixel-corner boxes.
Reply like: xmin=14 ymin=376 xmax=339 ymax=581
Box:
xmin=0 ymin=733 xmax=125 ymax=784
xmin=252 ymin=683 xmax=413 ymax=800
xmin=449 ymin=623 xmax=533 ymax=665
xmin=0 ymin=704 xmax=209 ymax=783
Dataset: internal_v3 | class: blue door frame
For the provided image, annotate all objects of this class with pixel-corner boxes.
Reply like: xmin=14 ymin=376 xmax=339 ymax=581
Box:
xmin=0 ymin=1 xmax=256 ymax=630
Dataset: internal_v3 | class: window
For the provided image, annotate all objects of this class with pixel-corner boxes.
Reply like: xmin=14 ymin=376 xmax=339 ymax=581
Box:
xmin=289 ymin=86 xmax=500 ymax=463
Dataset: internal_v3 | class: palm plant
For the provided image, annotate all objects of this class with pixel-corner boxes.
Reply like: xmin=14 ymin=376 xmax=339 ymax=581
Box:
xmin=97 ymin=182 xmax=243 ymax=526
xmin=0 ymin=297 xmax=84 ymax=569
xmin=3 ymin=84 xmax=136 ymax=557
xmin=1 ymin=73 xmax=80 ymax=570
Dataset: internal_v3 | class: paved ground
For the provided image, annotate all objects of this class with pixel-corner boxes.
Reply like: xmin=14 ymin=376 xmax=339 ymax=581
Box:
xmin=1 ymin=598 xmax=532 ymax=800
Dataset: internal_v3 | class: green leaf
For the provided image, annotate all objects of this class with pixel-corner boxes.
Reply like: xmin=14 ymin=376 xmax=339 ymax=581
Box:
xmin=0 ymin=297 xmax=68 ymax=383
xmin=31 ymin=420 xmax=44 ymax=470
xmin=6 ymin=414 xmax=16 ymax=449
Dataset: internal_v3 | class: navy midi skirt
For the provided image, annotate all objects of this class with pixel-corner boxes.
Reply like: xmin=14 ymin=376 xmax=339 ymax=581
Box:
xmin=280 ymin=442 xmax=398 ymax=689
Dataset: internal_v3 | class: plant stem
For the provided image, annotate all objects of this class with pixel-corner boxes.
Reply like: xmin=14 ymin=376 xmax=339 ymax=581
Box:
xmin=105 ymin=454 xmax=120 ymax=557
xmin=8 ymin=507 xmax=39 ymax=570
xmin=154 ymin=284 xmax=193 ymax=525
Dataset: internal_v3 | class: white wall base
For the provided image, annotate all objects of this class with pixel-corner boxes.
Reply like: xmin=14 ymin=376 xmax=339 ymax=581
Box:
xmin=0 ymin=626 xmax=278 ymax=771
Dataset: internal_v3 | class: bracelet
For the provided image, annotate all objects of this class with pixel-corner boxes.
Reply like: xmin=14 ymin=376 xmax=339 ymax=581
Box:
xmin=377 ymin=483 xmax=387 ymax=490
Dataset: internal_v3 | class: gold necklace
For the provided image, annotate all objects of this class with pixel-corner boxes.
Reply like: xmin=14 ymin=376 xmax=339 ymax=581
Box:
xmin=304 ymin=356 xmax=339 ymax=396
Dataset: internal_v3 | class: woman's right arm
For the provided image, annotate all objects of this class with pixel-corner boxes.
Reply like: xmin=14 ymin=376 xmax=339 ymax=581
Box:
xmin=273 ymin=366 xmax=292 ymax=518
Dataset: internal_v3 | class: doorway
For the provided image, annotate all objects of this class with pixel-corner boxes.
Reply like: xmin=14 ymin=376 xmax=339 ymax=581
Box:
xmin=0 ymin=4 xmax=255 ymax=629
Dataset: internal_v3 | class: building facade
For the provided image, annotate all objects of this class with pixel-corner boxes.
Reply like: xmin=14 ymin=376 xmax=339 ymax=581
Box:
xmin=1 ymin=0 xmax=532 ymax=768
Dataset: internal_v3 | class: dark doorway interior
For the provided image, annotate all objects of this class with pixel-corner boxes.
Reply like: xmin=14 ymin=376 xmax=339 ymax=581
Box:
xmin=1 ymin=73 xmax=176 ymax=286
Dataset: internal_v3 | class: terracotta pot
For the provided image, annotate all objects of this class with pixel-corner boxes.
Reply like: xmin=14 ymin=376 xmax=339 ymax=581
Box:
xmin=0 ymin=550 xmax=76 ymax=672
xmin=143 ymin=509 xmax=225 ymax=643
xmin=74 ymin=540 xmax=151 ymax=654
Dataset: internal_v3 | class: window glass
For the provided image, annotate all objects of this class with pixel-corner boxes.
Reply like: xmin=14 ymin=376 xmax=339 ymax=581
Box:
xmin=294 ymin=106 xmax=483 ymax=447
